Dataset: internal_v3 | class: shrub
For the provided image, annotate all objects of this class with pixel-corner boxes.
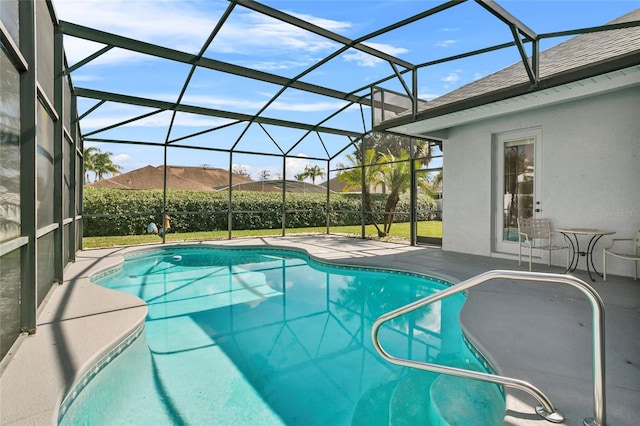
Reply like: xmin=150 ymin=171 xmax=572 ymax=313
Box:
xmin=82 ymin=187 xmax=436 ymax=237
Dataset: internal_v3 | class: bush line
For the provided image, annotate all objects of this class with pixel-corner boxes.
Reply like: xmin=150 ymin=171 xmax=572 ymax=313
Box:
xmin=83 ymin=187 xmax=437 ymax=237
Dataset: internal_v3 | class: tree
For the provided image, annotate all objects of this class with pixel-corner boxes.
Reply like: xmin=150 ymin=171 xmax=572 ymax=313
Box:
xmin=375 ymin=150 xmax=416 ymax=235
xmin=294 ymin=172 xmax=305 ymax=181
xmin=337 ymin=148 xmax=384 ymax=236
xmin=92 ymin=150 xmax=122 ymax=181
xmin=232 ymin=165 xmax=251 ymax=178
xmin=83 ymin=146 xmax=98 ymax=183
xmin=257 ymin=169 xmax=271 ymax=181
xmin=302 ymin=164 xmax=325 ymax=184
xmin=361 ymin=132 xmax=432 ymax=167
xmin=337 ymin=131 xmax=436 ymax=237
xmin=84 ymin=147 xmax=122 ymax=182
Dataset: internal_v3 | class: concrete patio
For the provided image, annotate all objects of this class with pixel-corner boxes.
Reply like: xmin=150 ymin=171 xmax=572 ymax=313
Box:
xmin=1 ymin=234 xmax=638 ymax=425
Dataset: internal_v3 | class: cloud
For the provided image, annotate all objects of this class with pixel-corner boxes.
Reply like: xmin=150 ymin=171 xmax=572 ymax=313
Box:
xmin=288 ymin=12 xmax=352 ymax=33
xmin=64 ymin=39 xmax=172 ymax=68
xmin=442 ymin=72 xmax=460 ymax=83
xmin=55 ymin=0 xmax=352 ymax=66
xmin=441 ymin=71 xmax=461 ymax=87
xmin=418 ymin=91 xmax=441 ymax=101
xmin=78 ymin=91 xmax=352 ymax=131
xmin=80 ymin=108 xmax=230 ymax=130
xmin=182 ymin=94 xmax=349 ymax=113
xmin=435 ymin=40 xmax=456 ymax=48
xmin=56 ymin=0 xmax=215 ymax=62
xmin=232 ymin=163 xmax=254 ymax=176
xmin=212 ymin=9 xmax=347 ymax=54
xmin=286 ymin=155 xmax=312 ymax=179
xmin=251 ymin=59 xmax=318 ymax=72
xmin=342 ymin=42 xmax=409 ymax=67
xmin=111 ymin=153 xmax=133 ymax=163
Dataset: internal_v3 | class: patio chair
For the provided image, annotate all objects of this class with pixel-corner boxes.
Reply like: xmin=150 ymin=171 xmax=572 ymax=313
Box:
xmin=603 ymin=228 xmax=640 ymax=281
xmin=517 ymin=218 xmax=569 ymax=272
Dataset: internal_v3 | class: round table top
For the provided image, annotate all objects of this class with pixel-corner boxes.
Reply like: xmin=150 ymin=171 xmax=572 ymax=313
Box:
xmin=557 ymin=228 xmax=616 ymax=236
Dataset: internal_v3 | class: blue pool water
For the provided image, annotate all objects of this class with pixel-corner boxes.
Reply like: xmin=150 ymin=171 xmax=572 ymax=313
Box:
xmin=60 ymin=247 xmax=504 ymax=425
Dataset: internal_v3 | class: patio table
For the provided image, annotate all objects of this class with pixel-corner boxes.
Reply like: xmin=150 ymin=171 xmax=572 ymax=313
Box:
xmin=557 ymin=228 xmax=615 ymax=281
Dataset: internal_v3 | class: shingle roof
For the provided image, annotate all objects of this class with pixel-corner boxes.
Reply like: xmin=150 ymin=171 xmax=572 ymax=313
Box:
xmin=230 ymin=180 xmax=332 ymax=193
xmin=88 ymin=165 xmax=253 ymax=191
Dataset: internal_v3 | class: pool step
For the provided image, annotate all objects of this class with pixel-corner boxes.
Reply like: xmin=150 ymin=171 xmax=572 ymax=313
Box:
xmin=387 ymin=372 xmax=436 ymax=425
xmin=351 ymin=371 xmax=437 ymax=425
xmin=428 ymin=374 xmax=504 ymax=426
xmin=350 ymin=378 xmax=397 ymax=425
xmin=352 ymin=368 xmax=504 ymax=426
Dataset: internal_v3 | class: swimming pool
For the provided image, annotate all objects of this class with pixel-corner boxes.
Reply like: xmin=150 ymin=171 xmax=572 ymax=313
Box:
xmin=59 ymin=246 xmax=504 ymax=425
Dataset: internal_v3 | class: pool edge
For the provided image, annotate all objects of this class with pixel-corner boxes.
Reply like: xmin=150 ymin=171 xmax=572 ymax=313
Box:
xmin=0 ymin=247 xmax=149 ymax=426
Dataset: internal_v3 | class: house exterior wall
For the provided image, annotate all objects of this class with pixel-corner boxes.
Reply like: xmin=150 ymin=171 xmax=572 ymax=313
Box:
xmin=442 ymin=85 xmax=640 ymax=277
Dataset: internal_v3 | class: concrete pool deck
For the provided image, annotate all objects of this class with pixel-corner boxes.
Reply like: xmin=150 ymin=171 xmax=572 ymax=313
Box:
xmin=1 ymin=234 xmax=638 ymax=425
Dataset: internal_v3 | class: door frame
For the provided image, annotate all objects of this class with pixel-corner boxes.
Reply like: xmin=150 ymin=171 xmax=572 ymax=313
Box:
xmin=493 ymin=127 xmax=542 ymax=254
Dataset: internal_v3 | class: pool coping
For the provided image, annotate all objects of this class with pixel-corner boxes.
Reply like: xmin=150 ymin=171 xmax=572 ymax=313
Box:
xmin=0 ymin=248 xmax=148 ymax=425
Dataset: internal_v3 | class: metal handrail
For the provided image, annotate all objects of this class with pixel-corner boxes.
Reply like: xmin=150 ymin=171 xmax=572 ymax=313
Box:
xmin=371 ymin=269 xmax=606 ymax=426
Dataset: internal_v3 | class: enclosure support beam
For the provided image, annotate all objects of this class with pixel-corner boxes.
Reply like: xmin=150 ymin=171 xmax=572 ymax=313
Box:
xmin=19 ymin=0 xmax=37 ymax=334
xmin=53 ymin=25 xmax=64 ymax=284
xmin=73 ymin=87 xmax=362 ymax=138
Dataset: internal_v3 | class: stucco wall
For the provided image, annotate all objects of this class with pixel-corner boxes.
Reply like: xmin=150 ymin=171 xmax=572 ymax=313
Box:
xmin=442 ymin=85 xmax=640 ymax=277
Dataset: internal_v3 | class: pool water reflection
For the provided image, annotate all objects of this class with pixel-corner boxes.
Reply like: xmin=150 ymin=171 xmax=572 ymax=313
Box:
xmin=60 ymin=247 xmax=504 ymax=425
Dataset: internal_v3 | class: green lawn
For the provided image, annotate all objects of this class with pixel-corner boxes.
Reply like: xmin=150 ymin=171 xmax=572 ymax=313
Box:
xmin=82 ymin=221 xmax=442 ymax=249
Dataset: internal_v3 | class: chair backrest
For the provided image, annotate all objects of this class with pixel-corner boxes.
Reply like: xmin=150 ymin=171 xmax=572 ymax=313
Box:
xmin=635 ymin=229 xmax=640 ymax=247
xmin=518 ymin=218 xmax=551 ymax=239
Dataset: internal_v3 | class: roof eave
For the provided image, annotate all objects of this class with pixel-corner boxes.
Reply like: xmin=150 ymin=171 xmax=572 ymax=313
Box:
xmin=375 ymin=51 xmax=640 ymax=134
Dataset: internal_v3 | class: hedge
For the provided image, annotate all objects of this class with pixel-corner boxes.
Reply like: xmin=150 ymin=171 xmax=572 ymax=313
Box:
xmin=82 ymin=187 xmax=437 ymax=237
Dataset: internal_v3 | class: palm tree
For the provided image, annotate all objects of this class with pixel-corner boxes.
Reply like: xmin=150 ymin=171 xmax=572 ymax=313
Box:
xmin=83 ymin=146 xmax=98 ymax=183
xmin=92 ymin=151 xmax=122 ymax=181
xmin=257 ymin=169 xmax=270 ymax=181
xmin=303 ymin=164 xmax=325 ymax=184
xmin=362 ymin=132 xmax=432 ymax=167
xmin=375 ymin=150 xmax=415 ymax=235
xmin=338 ymin=132 xmax=436 ymax=237
xmin=337 ymin=148 xmax=383 ymax=236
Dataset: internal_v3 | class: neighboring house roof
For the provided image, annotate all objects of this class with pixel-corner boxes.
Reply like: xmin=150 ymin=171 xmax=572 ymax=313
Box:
xmin=88 ymin=165 xmax=253 ymax=191
xmin=162 ymin=165 xmax=252 ymax=190
xmin=229 ymin=180 xmax=333 ymax=193
xmin=383 ymin=9 xmax=640 ymax=136
xmin=319 ymin=177 xmax=348 ymax=193
xmin=318 ymin=177 xmax=392 ymax=194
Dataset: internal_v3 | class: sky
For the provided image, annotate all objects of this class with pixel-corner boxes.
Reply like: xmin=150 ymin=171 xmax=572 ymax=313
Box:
xmin=53 ymin=0 xmax=640 ymax=182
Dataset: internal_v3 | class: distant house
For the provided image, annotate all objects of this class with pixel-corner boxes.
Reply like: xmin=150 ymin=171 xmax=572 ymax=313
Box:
xmin=88 ymin=165 xmax=253 ymax=191
xmin=319 ymin=176 xmax=394 ymax=195
xmin=230 ymin=180 xmax=333 ymax=193
xmin=319 ymin=177 xmax=349 ymax=193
